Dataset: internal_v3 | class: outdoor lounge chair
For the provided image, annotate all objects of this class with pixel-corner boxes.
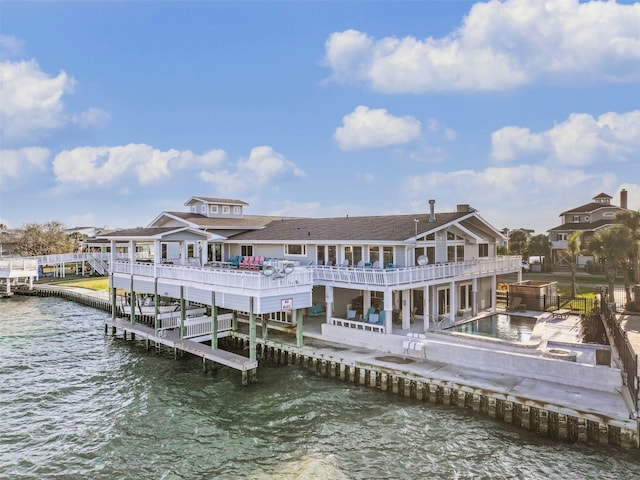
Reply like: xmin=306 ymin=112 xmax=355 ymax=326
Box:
xmin=346 ymin=310 xmax=357 ymax=321
xmin=309 ymin=303 xmax=326 ymax=316
xmin=507 ymin=297 xmax=523 ymax=312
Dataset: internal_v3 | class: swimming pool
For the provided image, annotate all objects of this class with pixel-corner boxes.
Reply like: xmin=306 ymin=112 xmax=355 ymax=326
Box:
xmin=449 ymin=313 xmax=538 ymax=343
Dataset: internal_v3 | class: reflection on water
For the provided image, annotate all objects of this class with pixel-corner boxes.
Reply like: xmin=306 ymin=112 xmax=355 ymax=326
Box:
xmin=451 ymin=313 xmax=537 ymax=342
xmin=1 ymin=297 xmax=638 ymax=479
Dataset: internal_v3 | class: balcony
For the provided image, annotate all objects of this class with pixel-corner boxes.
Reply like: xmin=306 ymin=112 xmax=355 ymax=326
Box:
xmin=314 ymin=256 xmax=520 ymax=289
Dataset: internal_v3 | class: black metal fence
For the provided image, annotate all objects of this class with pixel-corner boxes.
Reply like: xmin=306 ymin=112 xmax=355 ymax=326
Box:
xmin=505 ymin=293 xmax=598 ymax=316
xmin=601 ymin=298 xmax=639 ymax=412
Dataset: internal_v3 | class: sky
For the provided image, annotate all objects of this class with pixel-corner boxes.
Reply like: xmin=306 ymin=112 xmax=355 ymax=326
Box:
xmin=1 ymin=0 xmax=639 ymax=236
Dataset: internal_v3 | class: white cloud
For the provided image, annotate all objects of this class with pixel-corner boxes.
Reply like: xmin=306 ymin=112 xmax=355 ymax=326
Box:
xmin=491 ymin=110 xmax=640 ymax=166
xmin=198 ymin=146 xmax=307 ymax=195
xmin=0 ymin=57 xmax=109 ymax=144
xmin=323 ymin=0 xmax=640 ymax=92
xmin=334 ymin=105 xmax=422 ymax=150
xmin=52 ymin=144 xmax=227 ymax=188
xmin=404 ymin=164 xmax=620 ymax=232
xmin=0 ymin=147 xmax=50 ymax=190
xmin=0 ymin=34 xmax=26 ymax=60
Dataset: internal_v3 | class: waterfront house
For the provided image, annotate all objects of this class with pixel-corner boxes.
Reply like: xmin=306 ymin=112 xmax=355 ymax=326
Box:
xmin=100 ymin=197 xmax=521 ymax=353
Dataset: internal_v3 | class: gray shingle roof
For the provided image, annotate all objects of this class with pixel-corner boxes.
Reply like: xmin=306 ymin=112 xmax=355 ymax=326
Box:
xmin=547 ymin=220 xmax=614 ymax=232
xmin=228 ymin=212 xmax=471 ymax=242
xmin=184 ymin=197 xmax=248 ymax=206
xmin=167 ymin=212 xmax=292 ymax=229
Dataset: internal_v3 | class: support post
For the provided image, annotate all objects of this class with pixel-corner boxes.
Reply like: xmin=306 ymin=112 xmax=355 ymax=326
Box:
xmin=129 ymin=276 xmax=135 ymax=324
xmin=154 ymin=279 xmax=159 ymax=332
xmin=249 ymin=297 xmax=257 ymax=363
xmin=111 ymin=283 xmax=117 ymax=320
xmin=296 ymin=309 xmax=304 ymax=348
xmin=180 ymin=286 xmax=185 ymax=339
xmin=211 ymin=291 xmax=218 ymax=350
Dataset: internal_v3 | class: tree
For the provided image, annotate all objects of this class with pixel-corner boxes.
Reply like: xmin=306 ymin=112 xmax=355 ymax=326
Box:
xmin=13 ymin=221 xmax=75 ymax=256
xmin=588 ymin=226 xmax=634 ymax=304
xmin=508 ymin=229 xmax=528 ymax=257
xmin=566 ymin=231 xmax=581 ymax=297
xmin=528 ymin=234 xmax=550 ymax=260
xmin=616 ymin=210 xmax=640 ymax=284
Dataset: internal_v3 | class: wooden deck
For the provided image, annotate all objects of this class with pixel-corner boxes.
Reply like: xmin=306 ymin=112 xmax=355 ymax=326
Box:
xmin=104 ymin=317 xmax=258 ymax=372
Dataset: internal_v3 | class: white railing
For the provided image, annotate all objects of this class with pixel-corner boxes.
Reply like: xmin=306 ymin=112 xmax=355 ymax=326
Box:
xmin=551 ymin=240 xmax=568 ymax=250
xmin=184 ymin=313 xmax=233 ymax=339
xmin=0 ymin=258 xmax=39 ymax=277
xmin=85 ymin=253 xmax=108 ymax=275
xmin=329 ymin=316 xmax=385 ymax=333
xmin=315 ymin=257 xmax=521 ymax=287
xmin=111 ymin=261 xmax=315 ymax=292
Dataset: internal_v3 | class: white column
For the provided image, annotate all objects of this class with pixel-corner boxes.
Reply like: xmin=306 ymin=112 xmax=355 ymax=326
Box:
xmin=472 ymin=278 xmax=478 ymax=316
xmin=491 ymin=275 xmax=497 ymax=313
xmin=363 ymin=290 xmax=372 ymax=315
xmin=129 ymin=240 xmax=135 ymax=274
xmin=401 ymin=289 xmax=411 ymax=329
xmin=423 ymin=286 xmax=430 ymax=332
xmin=450 ymin=280 xmax=456 ymax=322
xmin=325 ymin=286 xmax=334 ymax=324
xmin=383 ymin=289 xmax=393 ymax=334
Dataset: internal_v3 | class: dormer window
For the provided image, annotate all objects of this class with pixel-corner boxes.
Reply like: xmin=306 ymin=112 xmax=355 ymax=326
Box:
xmin=572 ymin=215 xmax=580 ymax=223
xmin=223 ymin=206 xmax=230 ymax=214
xmin=210 ymin=205 xmax=218 ymax=214
xmin=201 ymin=205 xmax=206 ymax=214
xmin=233 ymin=206 xmax=241 ymax=215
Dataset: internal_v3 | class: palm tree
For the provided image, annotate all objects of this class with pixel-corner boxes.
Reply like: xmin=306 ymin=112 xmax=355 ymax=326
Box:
xmin=588 ymin=226 xmax=634 ymax=305
xmin=566 ymin=231 xmax=581 ymax=297
xmin=616 ymin=210 xmax=640 ymax=285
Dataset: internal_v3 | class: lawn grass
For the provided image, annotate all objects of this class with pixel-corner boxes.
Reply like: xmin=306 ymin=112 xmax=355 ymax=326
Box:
xmin=36 ymin=276 xmax=110 ymax=292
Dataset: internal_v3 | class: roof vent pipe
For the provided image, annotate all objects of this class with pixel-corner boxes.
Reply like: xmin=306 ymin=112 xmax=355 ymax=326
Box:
xmin=621 ymin=189 xmax=628 ymax=209
xmin=428 ymin=199 xmax=436 ymax=222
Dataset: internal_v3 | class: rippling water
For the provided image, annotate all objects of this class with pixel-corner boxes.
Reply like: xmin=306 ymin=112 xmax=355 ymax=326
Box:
xmin=1 ymin=296 xmax=639 ymax=479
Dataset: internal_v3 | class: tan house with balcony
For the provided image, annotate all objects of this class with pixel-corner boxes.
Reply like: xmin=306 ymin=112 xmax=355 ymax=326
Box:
xmin=547 ymin=190 xmax=630 ymax=267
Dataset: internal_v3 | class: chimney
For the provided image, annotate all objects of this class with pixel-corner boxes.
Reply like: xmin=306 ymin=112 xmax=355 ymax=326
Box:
xmin=428 ymin=199 xmax=436 ymax=222
xmin=457 ymin=204 xmax=470 ymax=213
xmin=621 ymin=189 xmax=628 ymax=209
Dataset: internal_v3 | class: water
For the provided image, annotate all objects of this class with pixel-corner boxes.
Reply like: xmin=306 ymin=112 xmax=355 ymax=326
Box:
xmin=450 ymin=313 xmax=537 ymax=343
xmin=1 ymin=297 xmax=639 ymax=479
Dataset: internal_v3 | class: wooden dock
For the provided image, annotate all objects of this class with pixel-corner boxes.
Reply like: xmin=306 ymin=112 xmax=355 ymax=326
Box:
xmin=104 ymin=317 xmax=258 ymax=384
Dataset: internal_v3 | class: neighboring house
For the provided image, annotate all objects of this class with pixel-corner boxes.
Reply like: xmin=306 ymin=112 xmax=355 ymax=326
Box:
xmin=100 ymin=197 xmax=521 ymax=353
xmin=547 ymin=190 xmax=631 ymax=267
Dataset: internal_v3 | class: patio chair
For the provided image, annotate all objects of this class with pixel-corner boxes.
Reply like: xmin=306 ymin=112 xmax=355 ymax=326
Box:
xmin=368 ymin=313 xmax=379 ymax=325
xmin=341 ymin=260 xmax=349 ymax=267
xmin=372 ymin=261 xmax=381 ymax=269
xmin=356 ymin=260 xmax=365 ymax=268
xmin=507 ymin=297 xmax=523 ymax=312
xmin=309 ymin=304 xmax=326 ymax=316
xmin=346 ymin=309 xmax=357 ymax=321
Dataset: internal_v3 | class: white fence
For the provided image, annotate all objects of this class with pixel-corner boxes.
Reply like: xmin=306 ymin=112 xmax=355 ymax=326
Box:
xmin=314 ymin=257 xmax=521 ymax=288
xmin=329 ymin=316 xmax=385 ymax=333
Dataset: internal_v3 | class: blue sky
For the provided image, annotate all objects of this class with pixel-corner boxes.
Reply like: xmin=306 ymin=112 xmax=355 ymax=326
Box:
xmin=1 ymin=0 xmax=639 ymax=235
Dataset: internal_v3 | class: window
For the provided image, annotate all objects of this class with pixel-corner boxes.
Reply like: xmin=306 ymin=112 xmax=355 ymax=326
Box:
xmin=187 ymin=243 xmax=195 ymax=258
xmin=201 ymin=205 xmax=206 ymax=214
xmin=383 ymin=246 xmax=393 ymax=266
xmin=241 ymin=245 xmax=253 ymax=256
xmin=572 ymin=215 xmax=580 ymax=223
xmin=317 ymin=245 xmax=326 ymax=264
xmin=191 ymin=206 xmax=196 ymax=213
xmin=459 ymin=283 xmax=472 ymax=310
xmin=369 ymin=246 xmax=379 ymax=264
xmin=285 ymin=244 xmax=306 ymax=256
xmin=210 ymin=205 xmax=218 ymax=214
xmin=223 ymin=206 xmax=230 ymax=214
xmin=456 ymin=245 xmax=464 ymax=261
xmin=233 ymin=206 xmax=241 ymax=214
xmin=478 ymin=244 xmax=489 ymax=257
